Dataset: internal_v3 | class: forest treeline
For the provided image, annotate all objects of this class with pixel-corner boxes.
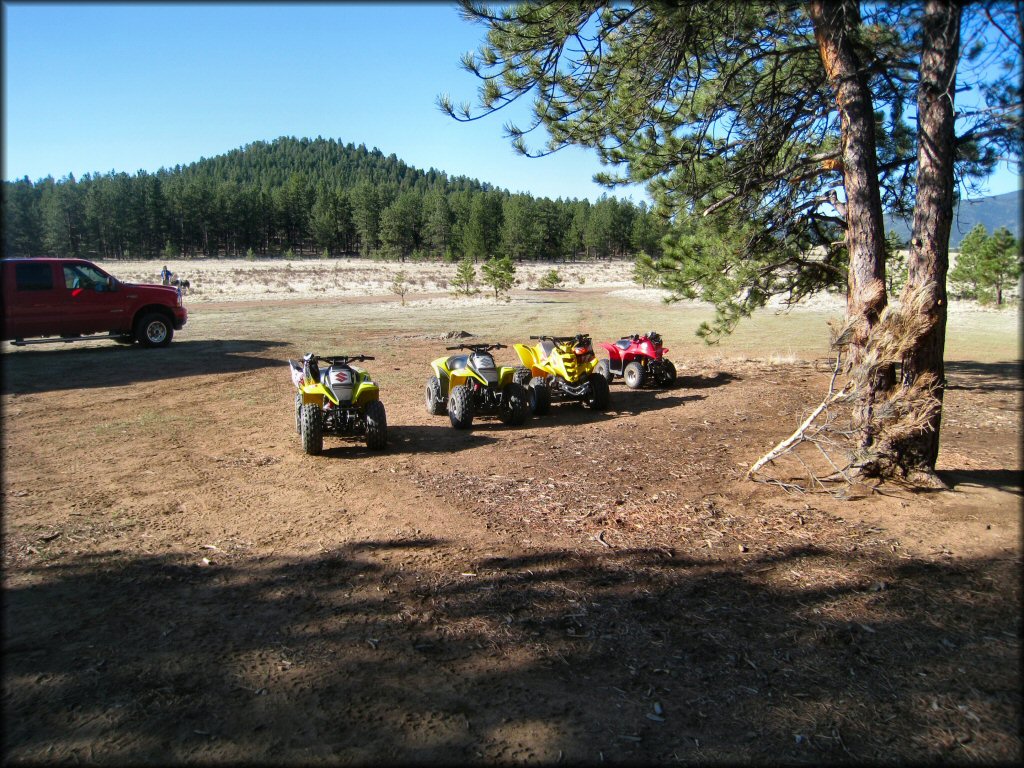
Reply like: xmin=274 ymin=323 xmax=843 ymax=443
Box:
xmin=2 ymin=136 xmax=666 ymax=262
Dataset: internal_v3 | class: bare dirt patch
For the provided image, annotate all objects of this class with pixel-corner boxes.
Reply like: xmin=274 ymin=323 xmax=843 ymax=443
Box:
xmin=2 ymin=260 xmax=1020 ymax=764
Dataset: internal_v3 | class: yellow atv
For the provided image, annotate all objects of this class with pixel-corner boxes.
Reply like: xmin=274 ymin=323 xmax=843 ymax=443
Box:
xmin=513 ymin=334 xmax=610 ymax=415
xmin=288 ymin=353 xmax=387 ymax=455
xmin=425 ymin=342 xmax=530 ymax=429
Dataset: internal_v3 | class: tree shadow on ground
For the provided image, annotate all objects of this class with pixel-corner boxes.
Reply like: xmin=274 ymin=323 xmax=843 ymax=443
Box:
xmin=4 ymin=539 xmax=1019 ymax=764
xmin=940 ymin=468 xmax=1024 ymax=494
xmin=610 ymin=389 xmax=706 ymax=416
xmin=1 ymin=339 xmax=288 ymax=395
xmin=675 ymin=371 xmax=739 ymax=389
xmin=945 ymin=360 xmax=1023 ymax=392
xmin=356 ymin=424 xmax=499 ymax=455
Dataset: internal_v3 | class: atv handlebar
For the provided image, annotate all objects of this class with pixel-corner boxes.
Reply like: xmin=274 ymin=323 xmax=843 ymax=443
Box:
xmin=314 ymin=354 xmax=375 ymax=365
xmin=445 ymin=343 xmax=506 ymax=352
xmin=529 ymin=334 xmax=591 ymax=343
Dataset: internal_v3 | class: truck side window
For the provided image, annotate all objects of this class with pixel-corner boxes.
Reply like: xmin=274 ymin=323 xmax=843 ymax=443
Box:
xmin=15 ymin=263 xmax=54 ymax=291
xmin=64 ymin=266 xmax=85 ymax=289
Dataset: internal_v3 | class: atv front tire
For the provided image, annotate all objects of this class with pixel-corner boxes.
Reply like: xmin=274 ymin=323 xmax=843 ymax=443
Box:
xmin=529 ymin=377 xmax=551 ymax=416
xmin=499 ymin=382 xmax=529 ymax=426
xmin=585 ymin=373 xmax=611 ymax=410
xmin=657 ymin=359 xmax=677 ymax=387
xmin=624 ymin=361 xmax=645 ymax=389
xmin=364 ymin=399 xmax=388 ymax=450
xmin=512 ymin=367 xmax=532 ymax=387
xmin=448 ymin=385 xmax=474 ymax=429
xmin=425 ymin=376 xmax=446 ymax=415
xmin=300 ymin=403 xmax=323 ymax=455
xmin=596 ymin=359 xmax=613 ymax=384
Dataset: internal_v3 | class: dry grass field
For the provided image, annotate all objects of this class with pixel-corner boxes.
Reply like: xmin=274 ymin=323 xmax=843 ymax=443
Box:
xmin=2 ymin=257 xmax=1020 ymax=764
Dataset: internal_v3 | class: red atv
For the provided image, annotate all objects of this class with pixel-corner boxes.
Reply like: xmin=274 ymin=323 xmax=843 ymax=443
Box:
xmin=596 ymin=331 xmax=676 ymax=389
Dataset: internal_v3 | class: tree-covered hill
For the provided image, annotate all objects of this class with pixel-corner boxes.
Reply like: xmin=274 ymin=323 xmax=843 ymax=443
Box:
xmin=3 ymin=136 xmax=665 ymax=263
xmin=886 ymin=190 xmax=1020 ymax=248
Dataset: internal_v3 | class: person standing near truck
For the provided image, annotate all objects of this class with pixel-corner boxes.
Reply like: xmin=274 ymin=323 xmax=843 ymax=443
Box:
xmin=160 ymin=265 xmax=172 ymax=285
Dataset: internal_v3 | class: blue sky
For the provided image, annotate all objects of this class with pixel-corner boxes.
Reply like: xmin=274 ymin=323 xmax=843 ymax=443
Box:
xmin=3 ymin=2 xmax=1019 ymax=202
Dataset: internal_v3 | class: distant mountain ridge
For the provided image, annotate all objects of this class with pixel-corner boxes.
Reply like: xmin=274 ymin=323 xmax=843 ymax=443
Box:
xmin=886 ymin=189 xmax=1020 ymax=248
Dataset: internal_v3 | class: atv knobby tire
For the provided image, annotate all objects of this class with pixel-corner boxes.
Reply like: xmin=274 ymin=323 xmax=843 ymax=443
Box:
xmin=448 ymin=385 xmax=474 ymax=429
xmin=364 ymin=399 xmax=388 ymax=450
xmin=300 ymin=403 xmax=323 ymax=455
xmin=657 ymin=359 xmax=677 ymax=387
xmin=596 ymin=359 xmax=613 ymax=384
xmin=512 ymin=367 xmax=532 ymax=388
xmin=529 ymin=377 xmax=551 ymax=416
xmin=499 ymin=382 xmax=529 ymax=426
xmin=585 ymin=373 xmax=611 ymax=410
xmin=425 ymin=376 xmax=446 ymax=415
xmin=624 ymin=361 xmax=645 ymax=389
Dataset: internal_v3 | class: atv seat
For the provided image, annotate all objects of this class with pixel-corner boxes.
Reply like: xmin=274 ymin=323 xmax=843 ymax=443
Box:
xmin=614 ymin=339 xmax=632 ymax=349
xmin=539 ymin=340 xmax=556 ymax=358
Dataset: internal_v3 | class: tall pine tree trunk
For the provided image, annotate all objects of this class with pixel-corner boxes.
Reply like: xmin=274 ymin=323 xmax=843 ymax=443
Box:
xmin=896 ymin=0 xmax=962 ymax=480
xmin=809 ymin=0 xmax=893 ymax=455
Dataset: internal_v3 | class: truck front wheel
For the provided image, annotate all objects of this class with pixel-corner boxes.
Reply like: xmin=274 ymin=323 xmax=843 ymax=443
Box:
xmin=135 ymin=312 xmax=173 ymax=348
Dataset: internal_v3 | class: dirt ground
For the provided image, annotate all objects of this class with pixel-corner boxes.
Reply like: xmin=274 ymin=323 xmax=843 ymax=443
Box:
xmin=2 ymin=264 xmax=1021 ymax=764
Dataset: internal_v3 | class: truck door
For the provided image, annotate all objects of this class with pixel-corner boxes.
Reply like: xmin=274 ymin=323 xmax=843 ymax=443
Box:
xmin=4 ymin=261 xmax=66 ymax=339
xmin=61 ymin=262 xmax=125 ymax=335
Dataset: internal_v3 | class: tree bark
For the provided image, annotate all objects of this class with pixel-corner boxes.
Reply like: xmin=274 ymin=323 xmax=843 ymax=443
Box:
xmin=808 ymin=0 xmax=893 ymax=453
xmin=897 ymin=0 xmax=962 ymax=477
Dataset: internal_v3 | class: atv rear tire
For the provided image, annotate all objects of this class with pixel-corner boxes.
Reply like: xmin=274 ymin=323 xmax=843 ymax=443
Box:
xmin=596 ymin=359 xmax=613 ymax=384
xmin=528 ymin=377 xmax=551 ymax=416
xmin=657 ymin=359 xmax=677 ymax=387
xmin=624 ymin=361 xmax=645 ymax=389
xmin=448 ymin=385 xmax=474 ymax=429
xmin=300 ymin=403 xmax=323 ymax=455
xmin=295 ymin=392 xmax=302 ymax=433
xmin=499 ymin=382 xmax=529 ymax=426
xmin=585 ymin=373 xmax=611 ymax=410
xmin=512 ymin=367 xmax=532 ymax=387
xmin=425 ymin=376 xmax=446 ymax=415
xmin=364 ymin=399 xmax=388 ymax=450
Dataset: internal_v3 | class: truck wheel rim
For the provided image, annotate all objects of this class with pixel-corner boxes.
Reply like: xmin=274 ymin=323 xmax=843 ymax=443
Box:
xmin=147 ymin=323 xmax=167 ymax=343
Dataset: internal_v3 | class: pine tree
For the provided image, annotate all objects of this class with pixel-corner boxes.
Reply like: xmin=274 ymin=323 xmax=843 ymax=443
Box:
xmin=481 ymin=255 xmax=517 ymax=300
xmin=451 ymin=256 xmax=478 ymax=296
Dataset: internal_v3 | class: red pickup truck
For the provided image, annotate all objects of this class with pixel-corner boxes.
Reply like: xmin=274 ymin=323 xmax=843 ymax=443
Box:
xmin=2 ymin=258 xmax=188 ymax=347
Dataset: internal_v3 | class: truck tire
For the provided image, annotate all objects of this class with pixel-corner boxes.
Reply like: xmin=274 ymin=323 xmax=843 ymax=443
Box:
xmin=425 ymin=376 xmax=446 ymax=415
xmin=585 ymin=373 xmax=611 ymax=410
xmin=624 ymin=361 xmax=645 ymax=389
xmin=300 ymin=403 xmax=323 ymax=455
xmin=447 ymin=385 xmax=474 ymax=429
xmin=499 ymin=382 xmax=529 ymax=426
xmin=364 ymin=400 xmax=388 ymax=450
xmin=135 ymin=312 xmax=173 ymax=348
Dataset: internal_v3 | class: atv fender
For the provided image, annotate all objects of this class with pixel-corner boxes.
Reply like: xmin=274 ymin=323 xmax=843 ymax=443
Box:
xmin=514 ymin=343 xmax=544 ymax=376
xmin=353 ymin=381 xmax=380 ymax=407
xmin=497 ymin=366 xmax=517 ymax=387
xmin=299 ymin=385 xmax=329 ymax=407
xmin=598 ymin=341 xmax=622 ymax=361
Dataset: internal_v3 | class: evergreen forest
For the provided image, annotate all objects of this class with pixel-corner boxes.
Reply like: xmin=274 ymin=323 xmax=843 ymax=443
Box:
xmin=2 ymin=136 xmax=666 ymax=263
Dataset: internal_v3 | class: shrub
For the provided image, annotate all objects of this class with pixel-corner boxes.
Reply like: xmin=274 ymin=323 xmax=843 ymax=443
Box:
xmin=539 ymin=268 xmax=562 ymax=289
